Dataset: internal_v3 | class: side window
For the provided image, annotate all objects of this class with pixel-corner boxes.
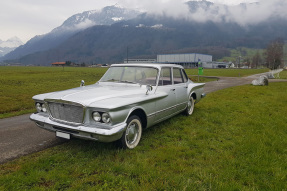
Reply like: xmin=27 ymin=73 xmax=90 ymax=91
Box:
xmin=159 ymin=68 xmax=172 ymax=86
xmin=181 ymin=69 xmax=188 ymax=83
xmin=173 ymin=68 xmax=184 ymax=84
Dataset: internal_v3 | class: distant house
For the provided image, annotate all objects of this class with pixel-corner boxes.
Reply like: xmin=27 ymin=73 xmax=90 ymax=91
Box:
xmin=203 ymin=61 xmax=234 ymax=69
xmin=51 ymin=62 xmax=66 ymax=66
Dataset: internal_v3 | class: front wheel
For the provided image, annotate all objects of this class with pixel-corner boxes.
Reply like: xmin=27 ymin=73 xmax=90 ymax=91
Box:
xmin=185 ymin=94 xmax=195 ymax=116
xmin=119 ymin=115 xmax=142 ymax=149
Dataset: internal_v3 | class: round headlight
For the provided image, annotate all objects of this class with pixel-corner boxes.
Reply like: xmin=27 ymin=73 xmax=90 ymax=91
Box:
xmin=92 ymin=112 xmax=101 ymax=122
xmin=102 ymin=113 xmax=111 ymax=123
xmin=36 ymin=103 xmax=42 ymax=113
xmin=42 ymin=104 xmax=47 ymax=113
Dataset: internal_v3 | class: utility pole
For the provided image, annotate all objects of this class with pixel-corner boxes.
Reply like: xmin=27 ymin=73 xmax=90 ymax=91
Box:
xmin=284 ymin=41 xmax=287 ymax=68
xmin=127 ymin=46 xmax=129 ymax=63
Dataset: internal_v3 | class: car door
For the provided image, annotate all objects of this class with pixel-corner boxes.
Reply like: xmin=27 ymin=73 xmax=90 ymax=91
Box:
xmin=173 ymin=68 xmax=188 ymax=112
xmin=155 ymin=67 xmax=177 ymax=122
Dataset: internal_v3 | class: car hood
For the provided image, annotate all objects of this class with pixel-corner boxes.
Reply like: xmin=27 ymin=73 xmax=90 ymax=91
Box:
xmin=33 ymin=83 xmax=165 ymax=109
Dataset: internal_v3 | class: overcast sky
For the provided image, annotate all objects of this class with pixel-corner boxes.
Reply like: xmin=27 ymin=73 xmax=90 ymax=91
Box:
xmin=0 ymin=0 xmax=278 ymax=43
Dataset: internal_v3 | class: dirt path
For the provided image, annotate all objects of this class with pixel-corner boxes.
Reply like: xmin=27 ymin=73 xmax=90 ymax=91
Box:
xmin=204 ymin=72 xmax=287 ymax=93
xmin=0 ymin=74 xmax=286 ymax=164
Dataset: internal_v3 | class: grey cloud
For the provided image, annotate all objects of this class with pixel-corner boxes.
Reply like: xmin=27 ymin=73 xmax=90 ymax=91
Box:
xmin=119 ymin=0 xmax=190 ymax=18
xmin=224 ymin=0 xmax=287 ymax=25
xmin=119 ymin=0 xmax=287 ymax=26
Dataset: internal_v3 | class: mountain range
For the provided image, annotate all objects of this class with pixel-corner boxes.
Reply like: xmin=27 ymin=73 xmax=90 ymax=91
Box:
xmin=1 ymin=1 xmax=287 ymax=65
xmin=1 ymin=5 xmax=140 ymax=62
xmin=0 ymin=37 xmax=23 ymax=57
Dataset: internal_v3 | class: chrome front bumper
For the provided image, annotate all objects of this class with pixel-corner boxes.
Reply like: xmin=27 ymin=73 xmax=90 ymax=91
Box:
xmin=29 ymin=113 xmax=126 ymax=142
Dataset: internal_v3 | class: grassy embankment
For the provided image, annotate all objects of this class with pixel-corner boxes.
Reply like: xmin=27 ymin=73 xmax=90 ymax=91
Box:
xmin=0 ymin=81 xmax=286 ymax=190
xmin=276 ymin=69 xmax=287 ymax=79
xmin=0 ymin=66 xmax=269 ymax=119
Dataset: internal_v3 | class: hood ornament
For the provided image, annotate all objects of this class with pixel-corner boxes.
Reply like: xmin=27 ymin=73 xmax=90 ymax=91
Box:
xmin=146 ymin=85 xmax=153 ymax=95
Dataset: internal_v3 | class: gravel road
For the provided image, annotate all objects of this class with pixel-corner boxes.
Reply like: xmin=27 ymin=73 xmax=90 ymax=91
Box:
xmin=0 ymin=114 xmax=66 ymax=164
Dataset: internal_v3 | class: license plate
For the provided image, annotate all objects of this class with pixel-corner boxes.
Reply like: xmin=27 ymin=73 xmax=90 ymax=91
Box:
xmin=56 ymin=131 xmax=70 ymax=139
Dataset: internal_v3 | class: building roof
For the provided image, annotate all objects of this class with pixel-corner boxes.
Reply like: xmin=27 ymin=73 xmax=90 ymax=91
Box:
xmin=111 ymin=63 xmax=184 ymax=69
xmin=51 ymin=62 xmax=66 ymax=65
xmin=157 ymin=53 xmax=212 ymax=56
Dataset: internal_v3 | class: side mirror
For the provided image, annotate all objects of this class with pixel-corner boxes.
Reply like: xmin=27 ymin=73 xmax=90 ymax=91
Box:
xmin=80 ymin=80 xmax=85 ymax=87
xmin=146 ymin=85 xmax=153 ymax=95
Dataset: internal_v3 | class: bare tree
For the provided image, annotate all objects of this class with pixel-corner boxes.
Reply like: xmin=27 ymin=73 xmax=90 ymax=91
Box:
xmin=252 ymin=51 xmax=262 ymax=68
xmin=264 ymin=39 xmax=284 ymax=69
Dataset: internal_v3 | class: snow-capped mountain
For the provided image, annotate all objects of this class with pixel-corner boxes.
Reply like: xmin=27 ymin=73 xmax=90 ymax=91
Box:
xmin=0 ymin=37 xmax=23 ymax=48
xmin=1 ymin=5 xmax=141 ymax=60
xmin=52 ymin=5 xmax=140 ymax=32
xmin=0 ymin=37 xmax=23 ymax=57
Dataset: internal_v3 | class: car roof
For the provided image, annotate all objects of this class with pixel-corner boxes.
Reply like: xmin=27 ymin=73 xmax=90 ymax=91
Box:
xmin=110 ymin=63 xmax=183 ymax=69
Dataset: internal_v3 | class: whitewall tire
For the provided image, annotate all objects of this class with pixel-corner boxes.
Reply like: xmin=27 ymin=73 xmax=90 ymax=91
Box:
xmin=119 ymin=115 xmax=142 ymax=149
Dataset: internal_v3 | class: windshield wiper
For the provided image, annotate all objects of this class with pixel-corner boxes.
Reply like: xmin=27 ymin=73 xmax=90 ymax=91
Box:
xmin=119 ymin=80 xmax=137 ymax=84
xmin=104 ymin=79 xmax=119 ymax=82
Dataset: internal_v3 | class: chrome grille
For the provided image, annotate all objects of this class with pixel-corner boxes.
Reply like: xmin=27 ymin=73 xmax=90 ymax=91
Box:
xmin=48 ymin=102 xmax=84 ymax=124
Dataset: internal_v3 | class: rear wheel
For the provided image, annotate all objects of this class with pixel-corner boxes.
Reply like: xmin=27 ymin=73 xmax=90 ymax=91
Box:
xmin=119 ymin=115 xmax=142 ymax=149
xmin=185 ymin=94 xmax=195 ymax=116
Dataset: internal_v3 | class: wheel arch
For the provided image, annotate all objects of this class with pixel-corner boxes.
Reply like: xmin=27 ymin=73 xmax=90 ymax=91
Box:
xmin=127 ymin=108 xmax=148 ymax=129
xmin=190 ymin=91 xmax=197 ymax=101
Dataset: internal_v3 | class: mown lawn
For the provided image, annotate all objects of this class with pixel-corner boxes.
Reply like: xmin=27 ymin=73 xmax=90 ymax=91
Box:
xmin=0 ymin=66 xmax=268 ymax=119
xmin=0 ymin=82 xmax=286 ymax=190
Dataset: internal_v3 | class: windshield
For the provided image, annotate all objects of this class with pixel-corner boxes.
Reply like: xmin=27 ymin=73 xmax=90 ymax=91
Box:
xmin=100 ymin=66 xmax=158 ymax=86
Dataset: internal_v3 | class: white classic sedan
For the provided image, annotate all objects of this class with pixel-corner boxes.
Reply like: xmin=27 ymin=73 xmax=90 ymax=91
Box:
xmin=30 ymin=63 xmax=205 ymax=149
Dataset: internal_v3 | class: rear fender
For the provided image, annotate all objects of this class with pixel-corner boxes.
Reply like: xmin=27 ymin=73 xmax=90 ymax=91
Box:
xmin=188 ymin=83 xmax=205 ymax=103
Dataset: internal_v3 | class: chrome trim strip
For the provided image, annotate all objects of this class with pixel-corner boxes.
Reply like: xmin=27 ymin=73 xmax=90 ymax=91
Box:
xmin=45 ymin=99 xmax=84 ymax=107
xmin=147 ymin=102 xmax=187 ymax=118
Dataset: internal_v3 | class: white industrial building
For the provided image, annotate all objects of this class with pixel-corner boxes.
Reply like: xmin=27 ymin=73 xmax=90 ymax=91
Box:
xmin=157 ymin=53 xmax=212 ymax=68
xmin=124 ymin=59 xmax=156 ymax=63
xmin=124 ymin=53 xmax=230 ymax=68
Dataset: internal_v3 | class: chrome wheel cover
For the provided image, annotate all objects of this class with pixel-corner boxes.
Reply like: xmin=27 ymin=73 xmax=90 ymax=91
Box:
xmin=187 ymin=96 xmax=194 ymax=115
xmin=125 ymin=119 xmax=141 ymax=148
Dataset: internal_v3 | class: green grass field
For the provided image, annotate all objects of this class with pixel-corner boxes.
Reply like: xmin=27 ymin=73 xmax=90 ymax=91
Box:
xmin=276 ymin=70 xmax=287 ymax=79
xmin=0 ymin=82 xmax=286 ymax=190
xmin=0 ymin=66 xmax=269 ymax=119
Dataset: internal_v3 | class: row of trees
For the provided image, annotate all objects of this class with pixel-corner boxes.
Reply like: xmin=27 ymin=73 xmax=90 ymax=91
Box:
xmin=264 ymin=39 xmax=284 ymax=69
xmin=251 ymin=38 xmax=285 ymax=69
